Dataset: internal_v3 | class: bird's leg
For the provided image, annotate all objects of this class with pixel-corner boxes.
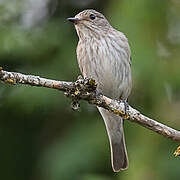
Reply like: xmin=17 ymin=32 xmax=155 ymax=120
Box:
xmin=122 ymin=100 xmax=130 ymax=120
xmin=95 ymin=90 xmax=103 ymax=97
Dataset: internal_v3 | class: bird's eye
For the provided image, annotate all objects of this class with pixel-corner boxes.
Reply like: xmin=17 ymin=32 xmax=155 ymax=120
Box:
xmin=89 ymin=14 xmax=96 ymax=20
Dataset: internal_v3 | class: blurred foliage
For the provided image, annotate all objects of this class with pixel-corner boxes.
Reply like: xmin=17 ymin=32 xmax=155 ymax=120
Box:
xmin=0 ymin=0 xmax=180 ymax=180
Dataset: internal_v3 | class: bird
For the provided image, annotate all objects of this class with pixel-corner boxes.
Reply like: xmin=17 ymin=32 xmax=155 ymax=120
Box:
xmin=67 ymin=9 xmax=132 ymax=172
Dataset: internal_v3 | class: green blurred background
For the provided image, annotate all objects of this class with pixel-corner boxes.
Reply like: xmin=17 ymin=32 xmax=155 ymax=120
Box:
xmin=0 ymin=0 xmax=180 ymax=179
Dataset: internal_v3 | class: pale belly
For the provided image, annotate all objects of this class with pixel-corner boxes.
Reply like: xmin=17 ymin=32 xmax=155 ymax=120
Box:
xmin=77 ymin=40 xmax=132 ymax=100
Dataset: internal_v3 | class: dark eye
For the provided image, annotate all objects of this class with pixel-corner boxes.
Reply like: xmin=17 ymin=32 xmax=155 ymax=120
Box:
xmin=89 ymin=14 xmax=96 ymax=20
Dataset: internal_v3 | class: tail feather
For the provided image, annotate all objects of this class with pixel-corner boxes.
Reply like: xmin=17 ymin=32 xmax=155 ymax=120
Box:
xmin=98 ymin=107 xmax=128 ymax=172
xmin=111 ymin=133 xmax=128 ymax=171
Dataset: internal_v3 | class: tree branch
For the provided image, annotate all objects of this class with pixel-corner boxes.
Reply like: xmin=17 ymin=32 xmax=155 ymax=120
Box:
xmin=0 ymin=67 xmax=180 ymax=142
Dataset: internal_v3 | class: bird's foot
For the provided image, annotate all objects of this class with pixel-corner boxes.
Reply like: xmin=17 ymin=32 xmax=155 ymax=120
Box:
xmin=121 ymin=100 xmax=130 ymax=120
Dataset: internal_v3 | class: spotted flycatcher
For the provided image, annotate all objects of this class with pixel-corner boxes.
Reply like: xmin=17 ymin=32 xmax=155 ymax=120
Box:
xmin=68 ymin=9 xmax=132 ymax=172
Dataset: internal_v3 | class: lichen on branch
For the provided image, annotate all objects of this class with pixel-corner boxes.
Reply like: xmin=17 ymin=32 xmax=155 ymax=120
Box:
xmin=0 ymin=67 xmax=180 ymax=142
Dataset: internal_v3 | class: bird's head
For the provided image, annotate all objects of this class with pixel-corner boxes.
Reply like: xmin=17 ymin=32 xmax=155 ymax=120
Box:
xmin=67 ymin=9 xmax=111 ymax=38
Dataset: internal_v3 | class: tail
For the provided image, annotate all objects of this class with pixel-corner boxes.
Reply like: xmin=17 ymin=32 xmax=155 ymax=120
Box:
xmin=98 ymin=107 xmax=128 ymax=172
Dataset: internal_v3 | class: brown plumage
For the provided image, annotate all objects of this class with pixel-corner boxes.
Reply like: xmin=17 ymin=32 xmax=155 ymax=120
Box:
xmin=68 ymin=9 xmax=132 ymax=172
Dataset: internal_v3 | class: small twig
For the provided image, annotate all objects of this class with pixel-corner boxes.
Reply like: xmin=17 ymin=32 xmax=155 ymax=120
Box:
xmin=0 ymin=67 xmax=180 ymax=142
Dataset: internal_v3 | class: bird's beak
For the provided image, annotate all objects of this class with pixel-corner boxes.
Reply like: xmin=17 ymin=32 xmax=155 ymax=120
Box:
xmin=67 ymin=17 xmax=80 ymax=24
